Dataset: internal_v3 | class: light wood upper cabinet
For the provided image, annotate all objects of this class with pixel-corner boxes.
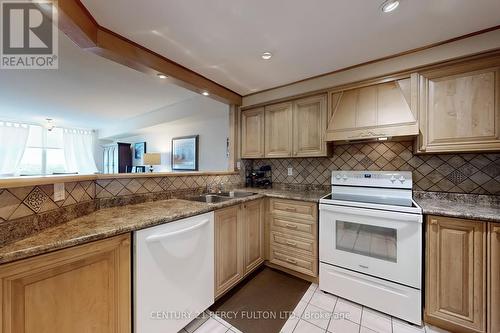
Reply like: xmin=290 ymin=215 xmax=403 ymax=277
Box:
xmin=242 ymin=199 xmax=264 ymax=274
xmin=0 ymin=234 xmax=131 ymax=333
xmin=326 ymin=76 xmax=419 ymax=141
xmin=215 ymin=205 xmax=243 ymax=297
xmin=416 ymin=57 xmax=500 ymax=153
xmin=241 ymin=107 xmax=265 ymax=158
xmin=293 ymin=94 xmax=328 ymax=157
xmin=489 ymin=222 xmax=500 ymax=333
xmin=242 ymin=94 xmax=328 ymax=158
xmin=425 ymin=216 xmax=486 ymax=333
xmin=265 ymin=102 xmax=293 ymax=157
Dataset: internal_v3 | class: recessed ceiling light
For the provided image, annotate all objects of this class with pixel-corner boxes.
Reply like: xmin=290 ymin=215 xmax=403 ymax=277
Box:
xmin=381 ymin=0 xmax=400 ymax=13
xmin=261 ymin=52 xmax=272 ymax=60
xmin=157 ymin=73 xmax=168 ymax=79
xmin=202 ymin=91 xmax=210 ymax=96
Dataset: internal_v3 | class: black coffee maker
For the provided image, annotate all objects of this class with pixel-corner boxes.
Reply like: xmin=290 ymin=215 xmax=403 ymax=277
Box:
xmin=245 ymin=165 xmax=272 ymax=188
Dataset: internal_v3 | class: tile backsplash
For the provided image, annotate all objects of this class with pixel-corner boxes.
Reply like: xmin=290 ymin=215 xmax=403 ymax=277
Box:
xmin=0 ymin=181 xmax=95 ymax=222
xmin=0 ymin=173 xmax=241 ymax=246
xmin=243 ymin=141 xmax=500 ymax=195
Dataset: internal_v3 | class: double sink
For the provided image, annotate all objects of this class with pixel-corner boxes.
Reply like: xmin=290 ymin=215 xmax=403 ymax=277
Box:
xmin=187 ymin=191 xmax=257 ymax=203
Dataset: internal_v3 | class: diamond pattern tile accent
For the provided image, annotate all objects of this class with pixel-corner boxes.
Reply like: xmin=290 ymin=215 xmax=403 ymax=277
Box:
xmin=23 ymin=187 xmax=48 ymax=213
xmin=247 ymin=141 xmax=500 ymax=195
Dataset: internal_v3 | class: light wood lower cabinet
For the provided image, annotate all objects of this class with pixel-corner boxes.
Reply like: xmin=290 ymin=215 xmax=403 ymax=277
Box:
xmin=425 ymin=215 xmax=486 ymax=333
xmin=268 ymin=198 xmax=318 ymax=278
xmin=0 ymin=234 xmax=131 ymax=333
xmin=214 ymin=205 xmax=243 ymax=297
xmin=215 ymin=199 xmax=264 ymax=298
xmin=243 ymin=199 xmax=265 ymax=273
xmin=489 ymin=222 xmax=500 ymax=333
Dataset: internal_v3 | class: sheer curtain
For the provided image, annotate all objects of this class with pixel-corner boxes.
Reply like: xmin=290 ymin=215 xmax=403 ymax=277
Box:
xmin=63 ymin=128 xmax=98 ymax=174
xmin=0 ymin=122 xmax=29 ymax=176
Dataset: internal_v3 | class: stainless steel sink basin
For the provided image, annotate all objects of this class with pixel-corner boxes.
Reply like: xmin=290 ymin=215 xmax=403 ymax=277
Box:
xmin=187 ymin=194 xmax=232 ymax=203
xmin=186 ymin=191 xmax=257 ymax=203
xmin=217 ymin=191 xmax=257 ymax=198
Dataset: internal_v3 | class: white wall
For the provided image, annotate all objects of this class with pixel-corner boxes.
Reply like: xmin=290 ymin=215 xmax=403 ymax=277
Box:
xmin=100 ymin=96 xmax=230 ymax=172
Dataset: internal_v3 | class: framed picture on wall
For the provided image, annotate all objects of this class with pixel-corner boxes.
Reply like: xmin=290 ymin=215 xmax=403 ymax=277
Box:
xmin=134 ymin=142 xmax=146 ymax=159
xmin=171 ymin=135 xmax=199 ymax=171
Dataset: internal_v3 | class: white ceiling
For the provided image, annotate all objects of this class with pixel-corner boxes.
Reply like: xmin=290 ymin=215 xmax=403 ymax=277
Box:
xmin=0 ymin=33 xmax=197 ymax=129
xmin=80 ymin=0 xmax=500 ymax=95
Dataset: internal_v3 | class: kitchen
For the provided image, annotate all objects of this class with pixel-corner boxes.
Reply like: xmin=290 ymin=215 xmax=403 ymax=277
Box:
xmin=0 ymin=1 xmax=499 ymax=333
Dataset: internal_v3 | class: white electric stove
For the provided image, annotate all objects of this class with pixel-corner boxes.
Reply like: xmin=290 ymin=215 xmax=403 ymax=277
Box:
xmin=319 ymin=171 xmax=423 ymax=325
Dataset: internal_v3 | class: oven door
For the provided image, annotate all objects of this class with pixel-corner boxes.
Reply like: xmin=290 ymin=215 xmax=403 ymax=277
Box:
xmin=319 ymin=204 xmax=422 ymax=288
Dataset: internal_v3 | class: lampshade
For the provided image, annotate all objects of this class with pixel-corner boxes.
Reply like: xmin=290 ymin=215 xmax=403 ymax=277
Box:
xmin=143 ymin=153 xmax=161 ymax=165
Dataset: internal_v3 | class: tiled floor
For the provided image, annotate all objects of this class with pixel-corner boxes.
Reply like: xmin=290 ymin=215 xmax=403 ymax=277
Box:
xmin=280 ymin=283 xmax=451 ymax=333
xmin=179 ymin=283 xmax=451 ymax=333
xmin=178 ymin=310 xmax=243 ymax=333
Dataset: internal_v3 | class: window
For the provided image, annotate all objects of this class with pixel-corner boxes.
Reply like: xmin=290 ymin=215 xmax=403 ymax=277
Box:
xmin=18 ymin=125 xmax=67 ymax=175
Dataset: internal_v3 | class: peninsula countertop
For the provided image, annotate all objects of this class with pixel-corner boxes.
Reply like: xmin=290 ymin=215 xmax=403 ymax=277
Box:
xmin=0 ymin=188 xmax=328 ymax=265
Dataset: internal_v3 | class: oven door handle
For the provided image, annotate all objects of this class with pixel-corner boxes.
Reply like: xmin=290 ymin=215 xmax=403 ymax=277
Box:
xmin=319 ymin=203 xmax=422 ymax=224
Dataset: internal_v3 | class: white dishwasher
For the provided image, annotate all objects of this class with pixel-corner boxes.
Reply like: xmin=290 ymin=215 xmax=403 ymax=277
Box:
xmin=134 ymin=212 xmax=214 ymax=333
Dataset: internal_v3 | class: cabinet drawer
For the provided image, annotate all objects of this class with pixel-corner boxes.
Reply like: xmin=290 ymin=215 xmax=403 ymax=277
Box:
xmin=270 ymin=231 xmax=316 ymax=257
xmin=269 ymin=244 xmax=317 ymax=277
xmin=270 ymin=215 xmax=316 ymax=239
xmin=270 ymin=198 xmax=317 ymax=220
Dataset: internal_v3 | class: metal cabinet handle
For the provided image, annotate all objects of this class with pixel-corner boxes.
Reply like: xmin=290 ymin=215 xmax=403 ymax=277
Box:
xmin=286 ymin=241 xmax=297 ymax=247
xmin=285 ymin=207 xmax=297 ymax=212
xmin=285 ymin=223 xmax=298 ymax=229
xmin=430 ymin=219 xmax=438 ymax=225
xmin=286 ymin=258 xmax=298 ymax=264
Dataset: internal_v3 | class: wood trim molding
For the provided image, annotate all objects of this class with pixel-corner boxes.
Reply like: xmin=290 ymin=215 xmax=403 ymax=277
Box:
xmin=54 ymin=0 xmax=242 ymax=105
xmin=244 ymin=24 xmax=500 ymax=98
xmin=241 ymin=49 xmax=500 ymax=110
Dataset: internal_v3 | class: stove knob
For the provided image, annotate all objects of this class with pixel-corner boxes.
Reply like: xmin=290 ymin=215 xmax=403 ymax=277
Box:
xmin=390 ymin=176 xmax=396 ymax=183
xmin=342 ymin=175 xmax=348 ymax=181
xmin=399 ymin=176 xmax=406 ymax=183
xmin=336 ymin=174 xmax=341 ymax=180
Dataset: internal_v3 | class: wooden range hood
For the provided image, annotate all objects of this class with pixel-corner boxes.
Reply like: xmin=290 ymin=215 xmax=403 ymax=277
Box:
xmin=326 ymin=74 xmax=419 ymax=142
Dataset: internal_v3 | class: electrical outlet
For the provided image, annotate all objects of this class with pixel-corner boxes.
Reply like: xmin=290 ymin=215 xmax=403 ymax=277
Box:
xmin=236 ymin=161 xmax=241 ymax=169
xmin=287 ymin=167 xmax=293 ymax=176
xmin=54 ymin=183 xmax=65 ymax=202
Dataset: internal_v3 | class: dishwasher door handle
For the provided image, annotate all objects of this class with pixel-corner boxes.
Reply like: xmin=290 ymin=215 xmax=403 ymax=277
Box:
xmin=146 ymin=219 xmax=210 ymax=243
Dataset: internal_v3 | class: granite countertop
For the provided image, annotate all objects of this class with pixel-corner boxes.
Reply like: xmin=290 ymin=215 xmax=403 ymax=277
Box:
xmin=234 ymin=187 xmax=328 ymax=203
xmin=413 ymin=191 xmax=500 ymax=223
xmin=0 ymin=188 xmax=326 ymax=265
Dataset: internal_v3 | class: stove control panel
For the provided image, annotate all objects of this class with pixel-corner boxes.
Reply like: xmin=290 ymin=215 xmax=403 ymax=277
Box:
xmin=332 ymin=171 xmax=412 ymax=189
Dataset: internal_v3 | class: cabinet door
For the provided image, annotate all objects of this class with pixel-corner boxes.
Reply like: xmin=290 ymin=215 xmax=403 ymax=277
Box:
xmin=265 ymin=102 xmax=293 ymax=157
xmin=425 ymin=216 xmax=486 ymax=333
xmin=215 ymin=205 xmax=243 ymax=297
xmin=241 ymin=108 xmax=265 ymax=158
xmin=0 ymin=234 xmax=131 ymax=333
xmin=417 ymin=60 xmax=500 ymax=153
xmin=293 ymin=94 xmax=328 ymax=157
xmin=489 ymin=223 xmax=500 ymax=333
xmin=243 ymin=199 xmax=264 ymax=274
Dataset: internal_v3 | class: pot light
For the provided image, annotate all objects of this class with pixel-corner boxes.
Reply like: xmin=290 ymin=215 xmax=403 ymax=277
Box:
xmin=202 ymin=91 xmax=210 ymax=96
xmin=378 ymin=137 xmax=389 ymax=141
xmin=261 ymin=52 xmax=272 ymax=60
xmin=157 ymin=73 xmax=168 ymax=79
xmin=381 ymin=0 xmax=399 ymax=13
